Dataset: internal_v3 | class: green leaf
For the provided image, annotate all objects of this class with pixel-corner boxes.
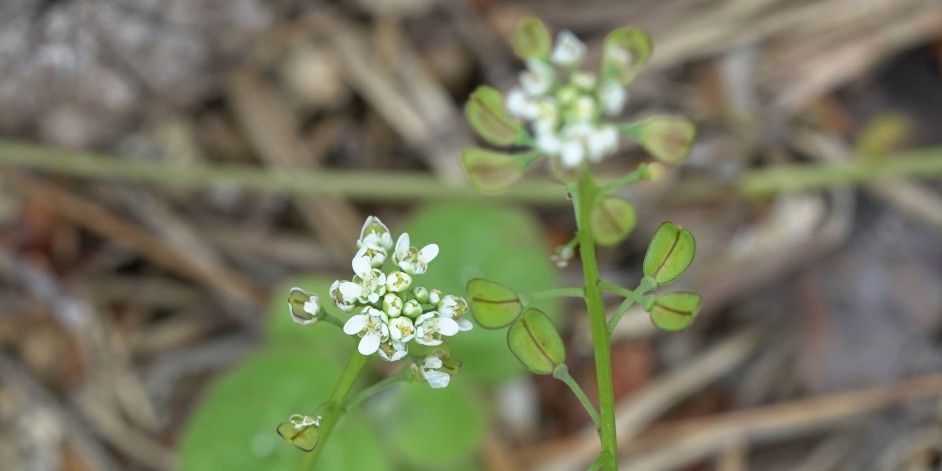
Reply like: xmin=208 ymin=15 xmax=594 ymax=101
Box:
xmin=465 ymin=86 xmax=526 ymax=146
xmin=625 ymin=116 xmax=696 ymax=164
xmin=180 ymin=347 xmax=390 ymax=471
xmin=642 ymin=222 xmax=696 ymax=286
xmin=507 ymin=308 xmax=566 ymax=375
xmin=591 ymin=197 xmax=637 ymax=246
xmin=461 ymin=148 xmax=524 ymax=194
xmin=386 ymin=380 xmax=487 ymax=468
xmin=403 ymin=203 xmax=559 ymax=383
xmin=467 ymin=278 xmax=523 ymax=329
xmin=601 ymin=28 xmax=653 ymax=85
xmin=649 ymin=292 xmax=701 ymax=331
xmin=512 ymin=17 xmax=552 ymax=60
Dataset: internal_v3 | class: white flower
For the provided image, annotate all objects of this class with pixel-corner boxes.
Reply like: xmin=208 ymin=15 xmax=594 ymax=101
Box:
xmin=355 ymin=241 xmax=386 ymax=268
xmin=535 ymin=130 xmax=562 ymax=155
xmin=551 ymin=31 xmax=586 ymax=66
xmin=287 ymin=287 xmax=321 ymax=326
xmin=418 ymin=351 xmax=460 ymax=389
xmin=571 ymin=72 xmax=597 ymax=91
xmin=393 ymin=233 xmax=439 ymax=275
xmin=357 ymin=216 xmax=393 ymax=251
xmin=414 ymin=311 xmax=460 ymax=346
xmin=389 ymin=316 xmax=417 ymax=343
xmin=606 ymin=43 xmax=633 ymax=68
xmin=587 ymin=125 xmax=619 ymax=162
xmin=352 ymin=256 xmax=387 ymax=304
xmin=438 ymin=295 xmax=473 ymax=332
xmin=343 ymin=306 xmax=389 ymax=356
xmin=569 ymin=95 xmax=597 ymax=123
xmin=378 ymin=340 xmax=408 ymax=362
xmin=385 ymin=271 xmax=412 ymax=293
xmin=598 ymin=80 xmax=627 ymax=116
xmin=520 ymin=60 xmax=555 ymax=95
xmin=560 ymin=140 xmax=585 ymax=168
xmin=506 ymin=88 xmax=539 ymax=119
xmin=329 ymin=279 xmax=362 ymax=312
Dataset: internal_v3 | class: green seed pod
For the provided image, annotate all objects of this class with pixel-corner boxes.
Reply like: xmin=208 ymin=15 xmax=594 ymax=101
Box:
xmin=625 ymin=116 xmax=696 ymax=164
xmin=461 ymin=148 xmax=524 ymax=194
xmin=276 ymin=414 xmax=320 ymax=452
xmin=467 ymin=278 xmax=522 ymax=329
xmin=465 ymin=85 xmax=526 ymax=146
xmin=601 ymin=27 xmax=653 ymax=85
xmin=507 ymin=308 xmax=566 ymax=375
xmin=642 ymin=222 xmax=695 ymax=286
xmin=591 ymin=197 xmax=638 ymax=246
xmin=648 ymin=292 xmax=701 ymax=331
xmin=512 ymin=17 xmax=551 ymax=60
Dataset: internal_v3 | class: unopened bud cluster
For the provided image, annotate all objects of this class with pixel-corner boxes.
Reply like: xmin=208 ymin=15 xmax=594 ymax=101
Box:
xmin=287 ymin=216 xmax=472 ymax=388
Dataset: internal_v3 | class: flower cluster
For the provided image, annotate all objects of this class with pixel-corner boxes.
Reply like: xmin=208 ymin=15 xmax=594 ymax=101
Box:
xmin=505 ymin=31 xmax=626 ymax=169
xmin=288 ymin=216 xmax=472 ymax=388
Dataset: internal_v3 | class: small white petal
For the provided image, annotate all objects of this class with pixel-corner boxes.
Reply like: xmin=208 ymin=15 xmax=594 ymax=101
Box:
xmin=416 ymin=312 xmax=435 ymax=324
xmin=303 ymin=299 xmax=320 ymax=316
xmin=551 ymin=30 xmax=586 ymax=66
xmin=457 ymin=318 xmax=474 ymax=331
xmin=424 ymin=370 xmax=451 ymax=389
xmin=424 ymin=356 xmax=443 ymax=369
xmin=560 ymin=141 xmax=585 ymax=168
xmin=418 ymin=244 xmax=439 ymax=264
xmin=395 ymin=233 xmax=410 ymax=256
xmin=416 ymin=337 xmax=442 ymax=346
xmin=343 ymin=315 xmax=368 ymax=335
xmin=352 ymin=256 xmax=371 ymax=277
xmin=358 ymin=333 xmax=381 ymax=355
xmin=339 ymin=281 xmax=362 ymax=300
xmin=437 ymin=317 xmax=461 ymax=336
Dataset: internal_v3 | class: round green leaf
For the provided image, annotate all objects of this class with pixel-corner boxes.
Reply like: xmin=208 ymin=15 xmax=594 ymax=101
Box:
xmin=386 ymin=380 xmax=487 ymax=468
xmin=180 ymin=347 xmax=390 ymax=471
xmin=625 ymin=116 xmax=696 ymax=164
xmin=642 ymin=222 xmax=696 ymax=286
xmin=403 ymin=203 xmax=559 ymax=384
xmin=591 ymin=197 xmax=637 ymax=246
xmin=512 ymin=17 xmax=551 ymax=60
xmin=467 ymin=278 xmax=523 ymax=329
xmin=507 ymin=308 xmax=566 ymax=375
xmin=602 ymin=28 xmax=653 ymax=85
xmin=461 ymin=148 xmax=523 ymax=194
xmin=649 ymin=292 xmax=701 ymax=331
xmin=465 ymin=86 xmax=526 ymax=147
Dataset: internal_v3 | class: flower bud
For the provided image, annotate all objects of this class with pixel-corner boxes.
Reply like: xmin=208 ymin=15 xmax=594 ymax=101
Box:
xmin=507 ymin=308 xmax=566 ymax=375
xmin=287 ymin=288 xmax=321 ymax=326
xmin=386 ymin=271 xmax=413 ymax=293
xmin=357 ymin=216 xmax=393 ymax=251
xmin=643 ymin=222 xmax=696 ymax=286
xmin=403 ymin=299 xmax=424 ymax=319
xmin=428 ymin=289 xmax=443 ymax=306
xmin=383 ymin=293 xmax=404 ymax=317
xmin=412 ymin=286 xmax=430 ymax=304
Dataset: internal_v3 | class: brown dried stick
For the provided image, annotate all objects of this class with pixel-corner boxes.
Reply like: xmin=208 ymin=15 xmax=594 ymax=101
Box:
xmin=0 ymin=167 xmax=268 ymax=309
xmin=618 ymin=373 xmax=942 ymax=470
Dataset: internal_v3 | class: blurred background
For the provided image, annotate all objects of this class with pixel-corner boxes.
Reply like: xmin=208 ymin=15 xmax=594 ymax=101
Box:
xmin=2 ymin=0 xmax=942 ymax=470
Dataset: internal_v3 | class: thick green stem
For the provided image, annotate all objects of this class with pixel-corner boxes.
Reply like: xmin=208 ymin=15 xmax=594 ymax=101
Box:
xmin=553 ymin=364 xmax=600 ymax=427
xmin=298 ymin=352 xmax=371 ymax=470
xmin=571 ymin=173 xmax=619 ymax=470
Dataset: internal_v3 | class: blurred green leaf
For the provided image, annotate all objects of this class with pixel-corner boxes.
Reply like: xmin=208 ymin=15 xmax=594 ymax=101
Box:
xmin=403 ymin=202 xmax=558 ymax=384
xmin=467 ymin=278 xmax=523 ymax=329
xmin=649 ymin=292 xmax=701 ymax=331
xmin=507 ymin=308 xmax=566 ymax=375
xmin=385 ymin=379 xmax=487 ymax=469
xmin=642 ymin=222 xmax=695 ymax=286
xmin=461 ymin=148 xmax=524 ymax=194
xmin=465 ymin=86 xmax=526 ymax=147
xmin=179 ymin=347 xmax=390 ymax=471
xmin=590 ymin=197 xmax=637 ymax=246
xmin=512 ymin=17 xmax=552 ymax=60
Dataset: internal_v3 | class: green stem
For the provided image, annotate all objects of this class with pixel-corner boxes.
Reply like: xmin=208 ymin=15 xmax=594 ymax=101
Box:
xmin=521 ymin=287 xmax=585 ymax=303
xmin=571 ymin=173 xmax=619 ymax=470
xmin=321 ymin=314 xmax=346 ymax=329
xmin=553 ymin=364 xmax=600 ymax=427
xmin=347 ymin=368 xmax=412 ymax=409
xmin=298 ymin=352 xmax=371 ymax=470
xmin=606 ymin=277 xmax=657 ymax=334
xmin=597 ymin=164 xmax=652 ymax=195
